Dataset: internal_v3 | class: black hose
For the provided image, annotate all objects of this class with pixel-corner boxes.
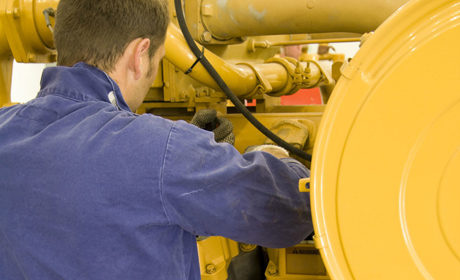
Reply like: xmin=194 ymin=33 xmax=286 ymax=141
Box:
xmin=173 ymin=0 xmax=312 ymax=161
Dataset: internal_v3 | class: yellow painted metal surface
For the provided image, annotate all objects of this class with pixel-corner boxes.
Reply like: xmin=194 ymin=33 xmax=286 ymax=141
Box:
xmin=0 ymin=20 xmax=12 ymax=107
xmin=0 ymin=0 xmax=58 ymax=63
xmin=197 ymin=237 xmax=239 ymax=280
xmin=165 ymin=24 xmax=331 ymax=98
xmin=0 ymin=15 xmax=9 ymax=56
xmin=0 ymin=56 xmax=12 ymax=107
xmin=311 ymin=0 xmax=460 ymax=278
xmin=298 ymin=178 xmax=310 ymax=193
xmin=199 ymin=0 xmax=408 ymax=40
xmin=266 ymin=243 xmax=329 ymax=280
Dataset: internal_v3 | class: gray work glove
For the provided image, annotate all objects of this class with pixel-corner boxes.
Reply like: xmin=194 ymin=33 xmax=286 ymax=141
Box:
xmin=191 ymin=109 xmax=235 ymax=145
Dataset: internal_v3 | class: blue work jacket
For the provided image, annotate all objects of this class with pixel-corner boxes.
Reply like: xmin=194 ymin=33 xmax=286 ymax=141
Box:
xmin=0 ymin=63 xmax=313 ymax=279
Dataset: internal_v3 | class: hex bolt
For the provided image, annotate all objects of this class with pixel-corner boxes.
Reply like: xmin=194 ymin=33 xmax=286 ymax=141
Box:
xmin=267 ymin=264 xmax=278 ymax=276
xmin=201 ymin=31 xmax=212 ymax=43
xmin=205 ymin=264 xmax=216 ymax=274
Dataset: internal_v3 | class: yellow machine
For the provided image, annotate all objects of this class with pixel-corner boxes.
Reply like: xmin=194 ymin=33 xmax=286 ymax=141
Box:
xmin=1 ymin=0 xmax=459 ymax=279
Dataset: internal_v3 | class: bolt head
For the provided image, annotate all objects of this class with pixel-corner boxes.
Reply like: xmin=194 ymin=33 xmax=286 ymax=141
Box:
xmin=201 ymin=31 xmax=212 ymax=43
xmin=205 ymin=264 xmax=217 ymax=274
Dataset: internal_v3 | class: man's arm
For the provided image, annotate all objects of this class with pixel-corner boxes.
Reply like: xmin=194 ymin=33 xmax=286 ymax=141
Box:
xmin=160 ymin=120 xmax=313 ymax=248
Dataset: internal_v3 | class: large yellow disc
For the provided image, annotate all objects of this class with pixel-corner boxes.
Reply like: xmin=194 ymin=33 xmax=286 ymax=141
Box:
xmin=311 ymin=0 xmax=460 ymax=279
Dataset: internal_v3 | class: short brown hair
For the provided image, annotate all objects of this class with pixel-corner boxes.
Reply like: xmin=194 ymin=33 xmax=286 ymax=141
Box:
xmin=54 ymin=0 xmax=169 ymax=71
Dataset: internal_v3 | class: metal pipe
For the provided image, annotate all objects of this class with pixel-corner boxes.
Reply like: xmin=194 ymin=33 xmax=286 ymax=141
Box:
xmin=165 ymin=24 xmax=257 ymax=95
xmin=248 ymin=37 xmax=362 ymax=52
xmin=0 ymin=22 xmax=13 ymax=107
xmin=272 ymin=37 xmax=362 ymax=46
xmin=166 ymin=24 xmax=324 ymax=97
xmin=0 ymin=21 xmax=10 ymax=57
xmin=0 ymin=57 xmax=13 ymax=107
xmin=200 ymin=0 xmax=408 ymax=40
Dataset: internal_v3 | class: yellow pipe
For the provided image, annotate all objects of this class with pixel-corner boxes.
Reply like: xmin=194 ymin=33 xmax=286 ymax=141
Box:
xmin=0 ymin=56 xmax=13 ymax=107
xmin=165 ymin=24 xmax=325 ymax=97
xmin=165 ymin=24 xmax=257 ymax=95
xmin=200 ymin=0 xmax=408 ymax=40
xmin=256 ymin=37 xmax=362 ymax=48
xmin=0 ymin=16 xmax=9 ymax=56
xmin=0 ymin=20 xmax=13 ymax=107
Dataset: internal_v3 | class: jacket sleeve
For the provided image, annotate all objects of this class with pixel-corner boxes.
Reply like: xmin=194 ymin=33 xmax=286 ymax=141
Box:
xmin=159 ymin=121 xmax=313 ymax=248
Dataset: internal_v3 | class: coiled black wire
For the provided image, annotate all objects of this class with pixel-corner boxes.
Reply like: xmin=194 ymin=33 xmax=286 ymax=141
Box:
xmin=174 ymin=0 xmax=312 ymax=161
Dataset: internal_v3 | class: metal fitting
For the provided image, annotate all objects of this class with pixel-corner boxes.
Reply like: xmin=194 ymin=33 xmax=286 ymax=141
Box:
xmin=205 ymin=264 xmax=217 ymax=274
xmin=264 ymin=57 xmax=301 ymax=96
xmin=201 ymin=31 xmax=213 ymax=43
xmin=267 ymin=263 xmax=278 ymax=276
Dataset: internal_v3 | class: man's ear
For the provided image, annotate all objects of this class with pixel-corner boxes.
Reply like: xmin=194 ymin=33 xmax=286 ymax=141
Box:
xmin=131 ymin=38 xmax=151 ymax=80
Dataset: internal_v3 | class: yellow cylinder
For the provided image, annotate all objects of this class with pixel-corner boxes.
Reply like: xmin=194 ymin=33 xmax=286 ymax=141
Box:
xmin=0 ymin=20 xmax=13 ymax=107
xmin=165 ymin=24 xmax=257 ymax=95
xmin=0 ymin=20 xmax=10 ymax=57
xmin=200 ymin=0 xmax=409 ymax=40
xmin=0 ymin=57 xmax=13 ymax=107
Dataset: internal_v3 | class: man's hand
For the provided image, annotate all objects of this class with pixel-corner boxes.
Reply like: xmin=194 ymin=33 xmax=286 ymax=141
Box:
xmin=245 ymin=144 xmax=290 ymax=159
xmin=245 ymin=120 xmax=312 ymax=160
xmin=191 ymin=109 xmax=235 ymax=145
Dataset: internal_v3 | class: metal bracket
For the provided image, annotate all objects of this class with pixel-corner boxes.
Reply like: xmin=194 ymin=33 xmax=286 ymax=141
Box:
xmin=236 ymin=62 xmax=273 ymax=98
xmin=299 ymin=178 xmax=311 ymax=193
xmin=304 ymin=59 xmax=333 ymax=87
xmin=265 ymin=57 xmax=302 ymax=97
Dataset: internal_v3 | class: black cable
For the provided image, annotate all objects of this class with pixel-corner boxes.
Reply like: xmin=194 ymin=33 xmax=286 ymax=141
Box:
xmin=174 ymin=0 xmax=311 ymax=161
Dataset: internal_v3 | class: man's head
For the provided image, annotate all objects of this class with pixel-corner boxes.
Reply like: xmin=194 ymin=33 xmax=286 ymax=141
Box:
xmin=54 ymin=0 xmax=169 ymax=111
xmin=54 ymin=0 xmax=169 ymax=72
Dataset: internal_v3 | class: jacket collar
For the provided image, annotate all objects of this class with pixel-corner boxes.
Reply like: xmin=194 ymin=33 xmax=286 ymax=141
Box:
xmin=38 ymin=62 xmax=131 ymax=112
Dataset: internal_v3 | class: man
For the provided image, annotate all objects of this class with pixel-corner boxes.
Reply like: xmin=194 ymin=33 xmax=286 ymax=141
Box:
xmin=0 ymin=0 xmax=313 ymax=279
